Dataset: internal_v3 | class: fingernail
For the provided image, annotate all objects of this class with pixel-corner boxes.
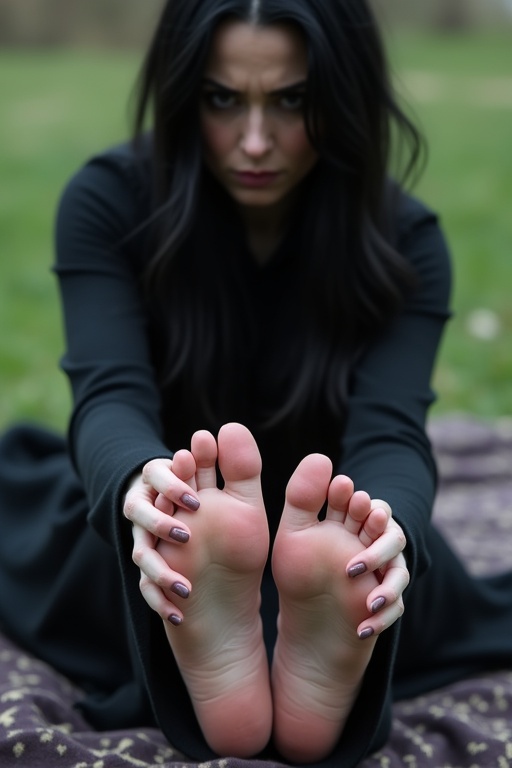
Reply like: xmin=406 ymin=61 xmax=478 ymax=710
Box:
xmin=371 ymin=597 xmax=386 ymax=613
xmin=348 ymin=562 xmax=367 ymax=578
xmin=359 ymin=627 xmax=374 ymax=640
xmin=180 ymin=493 xmax=200 ymax=511
xmin=171 ymin=582 xmax=190 ymax=599
xmin=168 ymin=614 xmax=183 ymax=626
xmin=169 ymin=527 xmax=190 ymax=543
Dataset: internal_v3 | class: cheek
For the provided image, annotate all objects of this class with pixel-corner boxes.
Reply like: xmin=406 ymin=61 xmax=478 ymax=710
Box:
xmin=201 ymin=117 xmax=235 ymax=164
xmin=282 ymin=124 xmax=317 ymax=170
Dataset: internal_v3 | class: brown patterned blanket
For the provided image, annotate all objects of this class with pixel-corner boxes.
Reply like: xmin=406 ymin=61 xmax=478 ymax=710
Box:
xmin=1 ymin=416 xmax=511 ymax=767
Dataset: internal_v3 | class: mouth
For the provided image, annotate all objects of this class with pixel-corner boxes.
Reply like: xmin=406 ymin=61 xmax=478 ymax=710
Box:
xmin=232 ymin=170 xmax=281 ymax=188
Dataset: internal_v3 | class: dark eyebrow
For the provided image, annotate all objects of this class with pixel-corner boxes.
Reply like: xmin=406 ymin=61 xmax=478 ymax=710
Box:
xmin=202 ymin=77 xmax=307 ymax=96
xmin=202 ymin=78 xmax=238 ymax=95
xmin=273 ymin=81 xmax=307 ymax=96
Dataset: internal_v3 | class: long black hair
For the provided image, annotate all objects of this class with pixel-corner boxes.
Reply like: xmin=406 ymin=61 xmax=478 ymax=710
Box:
xmin=132 ymin=0 xmax=425 ymax=431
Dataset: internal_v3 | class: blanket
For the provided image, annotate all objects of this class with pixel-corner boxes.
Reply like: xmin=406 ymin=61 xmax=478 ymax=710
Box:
xmin=1 ymin=415 xmax=511 ymax=767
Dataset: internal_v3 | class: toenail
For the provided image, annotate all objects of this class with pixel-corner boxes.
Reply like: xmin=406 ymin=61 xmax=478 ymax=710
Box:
xmin=359 ymin=627 xmax=374 ymax=640
xmin=180 ymin=493 xmax=200 ymax=511
xmin=348 ymin=562 xmax=367 ymax=578
xmin=168 ymin=614 xmax=183 ymax=626
xmin=171 ymin=582 xmax=190 ymax=599
xmin=169 ymin=527 xmax=190 ymax=543
xmin=371 ymin=597 xmax=386 ymax=613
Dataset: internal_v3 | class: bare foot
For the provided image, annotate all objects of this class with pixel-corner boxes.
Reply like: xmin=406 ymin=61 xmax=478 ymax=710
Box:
xmin=157 ymin=423 xmax=272 ymax=757
xmin=271 ymin=455 xmax=382 ymax=763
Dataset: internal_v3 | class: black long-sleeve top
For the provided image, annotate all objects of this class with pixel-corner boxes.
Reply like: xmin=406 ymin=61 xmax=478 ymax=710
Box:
xmin=54 ymin=139 xmax=451 ymax=584
xmin=51 ymin=139 xmax=452 ymax=764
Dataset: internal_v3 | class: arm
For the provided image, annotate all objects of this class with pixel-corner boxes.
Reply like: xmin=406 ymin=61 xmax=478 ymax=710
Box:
xmin=54 ymin=147 xmax=198 ymax=601
xmin=339 ymin=198 xmax=452 ymax=633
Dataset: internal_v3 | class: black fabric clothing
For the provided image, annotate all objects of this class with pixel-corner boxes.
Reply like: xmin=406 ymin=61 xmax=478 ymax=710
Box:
xmin=1 ymin=140 xmax=512 ymax=767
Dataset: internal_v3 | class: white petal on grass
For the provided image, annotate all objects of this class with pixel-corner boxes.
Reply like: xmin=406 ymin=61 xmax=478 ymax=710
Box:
xmin=466 ymin=309 xmax=502 ymax=340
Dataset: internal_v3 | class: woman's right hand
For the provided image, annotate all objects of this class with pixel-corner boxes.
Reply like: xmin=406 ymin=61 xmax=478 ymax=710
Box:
xmin=123 ymin=457 xmax=200 ymax=619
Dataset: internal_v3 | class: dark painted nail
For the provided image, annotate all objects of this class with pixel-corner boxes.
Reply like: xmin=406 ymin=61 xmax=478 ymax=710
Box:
xmin=359 ymin=627 xmax=374 ymax=640
xmin=168 ymin=614 xmax=183 ymax=626
xmin=169 ymin=527 xmax=190 ymax=543
xmin=348 ymin=562 xmax=367 ymax=578
xmin=180 ymin=493 xmax=200 ymax=511
xmin=371 ymin=597 xmax=386 ymax=613
xmin=171 ymin=582 xmax=190 ymax=599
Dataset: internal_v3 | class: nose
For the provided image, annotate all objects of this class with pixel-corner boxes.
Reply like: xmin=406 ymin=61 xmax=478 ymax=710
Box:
xmin=239 ymin=108 xmax=273 ymax=158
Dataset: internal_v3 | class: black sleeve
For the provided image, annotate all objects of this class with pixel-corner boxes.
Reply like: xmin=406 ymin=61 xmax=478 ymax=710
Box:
xmin=53 ymin=150 xmax=172 ymax=546
xmin=338 ymin=198 xmax=452 ymax=581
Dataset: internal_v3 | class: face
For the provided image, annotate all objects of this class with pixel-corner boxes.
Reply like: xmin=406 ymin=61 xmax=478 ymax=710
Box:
xmin=200 ymin=20 xmax=318 ymax=215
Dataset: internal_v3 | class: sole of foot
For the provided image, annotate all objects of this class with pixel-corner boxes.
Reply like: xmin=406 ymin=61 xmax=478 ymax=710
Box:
xmin=271 ymin=453 xmax=379 ymax=763
xmin=157 ymin=423 xmax=272 ymax=757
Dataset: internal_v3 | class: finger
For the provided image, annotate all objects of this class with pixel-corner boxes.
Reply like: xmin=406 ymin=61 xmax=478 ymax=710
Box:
xmin=190 ymin=429 xmax=218 ymax=490
xmin=324 ymin=474 xmax=354 ymax=523
xmin=142 ymin=459 xmax=200 ymax=511
xmin=358 ymin=507 xmax=388 ymax=547
xmin=132 ymin=526 xmax=192 ymax=593
xmin=357 ymin=598 xmax=405 ymax=639
xmin=346 ymin=524 xmax=407 ymax=577
xmin=343 ymin=490 xmax=372 ymax=535
xmin=126 ymin=496 xmax=191 ymax=543
xmin=157 ymin=450 xmax=197 ymax=515
xmin=155 ymin=493 xmax=174 ymax=515
xmin=139 ymin=576 xmax=184 ymax=626
xmin=365 ymin=555 xmax=410 ymax=615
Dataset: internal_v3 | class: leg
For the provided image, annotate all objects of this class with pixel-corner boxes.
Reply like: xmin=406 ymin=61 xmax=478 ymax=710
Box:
xmin=156 ymin=423 xmax=272 ymax=758
xmin=271 ymin=454 xmax=382 ymax=764
xmin=395 ymin=522 xmax=512 ymax=697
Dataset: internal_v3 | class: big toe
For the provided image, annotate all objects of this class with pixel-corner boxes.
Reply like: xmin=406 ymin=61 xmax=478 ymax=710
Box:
xmin=281 ymin=454 xmax=333 ymax=532
xmin=217 ymin=423 xmax=263 ymax=502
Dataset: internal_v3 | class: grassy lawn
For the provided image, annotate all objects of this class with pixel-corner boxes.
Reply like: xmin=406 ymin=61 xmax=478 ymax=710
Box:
xmin=1 ymin=32 xmax=511 ymax=432
xmin=388 ymin=31 xmax=512 ymax=419
xmin=0 ymin=50 xmax=140 ymax=431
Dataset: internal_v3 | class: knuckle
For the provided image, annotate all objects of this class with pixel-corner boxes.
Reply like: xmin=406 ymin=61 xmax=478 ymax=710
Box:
xmin=123 ymin=496 xmax=137 ymax=521
xmin=141 ymin=461 xmax=156 ymax=482
xmin=153 ymin=571 xmax=169 ymax=589
xmin=386 ymin=586 xmax=400 ymax=604
xmin=139 ymin=574 xmax=151 ymax=593
xmin=132 ymin=545 xmax=145 ymax=566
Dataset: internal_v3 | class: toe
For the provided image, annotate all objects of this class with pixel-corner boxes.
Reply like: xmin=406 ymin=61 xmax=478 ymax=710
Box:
xmin=343 ymin=490 xmax=372 ymax=535
xmin=191 ymin=430 xmax=218 ymax=490
xmin=281 ymin=454 xmax=332 ymax=533
xmin=325 ymin=474 xmax=354 ymax=523
xmin=217 ymin=423 xmax=263 ymax=503
xmin=172 ymin=449 xmax=197 ymax=487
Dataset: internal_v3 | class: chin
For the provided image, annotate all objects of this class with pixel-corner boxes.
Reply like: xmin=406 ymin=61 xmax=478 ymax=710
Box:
xmin=230 ymin=188 xmax=286 ymax=208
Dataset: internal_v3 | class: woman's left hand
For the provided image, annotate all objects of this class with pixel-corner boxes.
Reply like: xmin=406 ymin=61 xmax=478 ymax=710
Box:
xmin=345 ymin=500 xmax=410 ymax=638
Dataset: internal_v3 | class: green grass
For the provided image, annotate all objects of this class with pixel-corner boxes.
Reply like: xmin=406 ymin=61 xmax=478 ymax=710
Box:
xmin=0 ymin=50 xmax=140 ymax=431
xmin=387 ymin=31 xmax=512 ymax=418
xmin=1 ymin=34 xmax=512 ymax=431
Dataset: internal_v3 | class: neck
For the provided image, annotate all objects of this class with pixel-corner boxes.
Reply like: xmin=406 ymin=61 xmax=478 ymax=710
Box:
xmin=238 ymin=193 xmax=297 ymax=265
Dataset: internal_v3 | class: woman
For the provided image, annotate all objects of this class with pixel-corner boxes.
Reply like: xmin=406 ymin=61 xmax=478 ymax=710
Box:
xmin=1 ymin=0 xmax=511 ymax=765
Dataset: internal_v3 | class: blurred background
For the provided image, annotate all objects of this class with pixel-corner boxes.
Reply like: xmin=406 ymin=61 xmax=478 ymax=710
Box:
xmin=1 ymin=0 xmax=511 ymax=432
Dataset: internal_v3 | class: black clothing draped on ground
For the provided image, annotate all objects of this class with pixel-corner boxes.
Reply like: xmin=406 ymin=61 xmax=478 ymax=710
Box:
xmin=1 ymin=140 xmax=512 ymax=768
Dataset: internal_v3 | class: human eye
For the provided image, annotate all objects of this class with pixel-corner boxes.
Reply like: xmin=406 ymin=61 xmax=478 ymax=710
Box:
xmin=203 ymin=88 xmax=237 ymax=111
xmin=278 ymin=90 xmax=306 ymax=111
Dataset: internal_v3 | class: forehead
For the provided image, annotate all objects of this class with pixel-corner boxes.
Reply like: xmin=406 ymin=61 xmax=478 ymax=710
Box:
xmin=204 ymin=20 xmax=308 ymax=89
